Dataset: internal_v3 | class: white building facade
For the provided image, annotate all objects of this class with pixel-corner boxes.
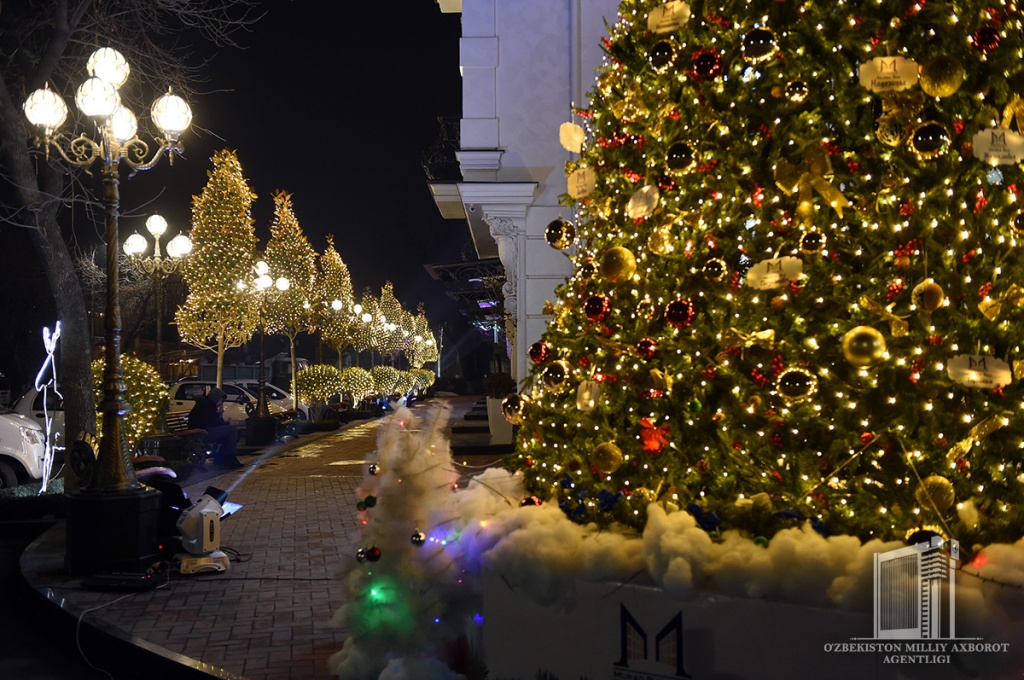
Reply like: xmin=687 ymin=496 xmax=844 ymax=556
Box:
xmin=431 ymin=0 xmax=619 ymax=382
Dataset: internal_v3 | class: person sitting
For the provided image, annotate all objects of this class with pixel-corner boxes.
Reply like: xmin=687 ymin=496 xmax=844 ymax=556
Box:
xmin=187 ymin=387 xmax=242 ymax=469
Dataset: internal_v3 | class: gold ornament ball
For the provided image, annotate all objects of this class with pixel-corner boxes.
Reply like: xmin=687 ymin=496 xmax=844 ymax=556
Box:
xmin=915 ymin=475 xmax=955 ymax=513
xmin=591 ymin=442 xmax=624 ymax=475
xmin=785 ymin=80 xmax=809 ymax=104
xmin=631 ymin=487 xmax=658 ymax=505
xmin=542 ymin=359 xmax=572 ymax=392
xmin=919 ymin=55 xmax=965 ymax=98
xmin=648 ymin=225 xmax=675 ymax=255
xmin=876 ymin=116 xmax=905 ymax=147
xmin=894 ymin=255 xmax=911 ymax=271
xmin=601 ymin=246 xmax=637 ymax=283
xmin=770 ymin=295 xmax=787 ymax=312
xmin=842 ymin=326 xmax=887 ymax=367
xmin=501 ymin=392 xmax=528 ymax=425
xmin=912 ymin=280 xmax=945 ymax=312
xmin=544 ymin=219 xmax=576 ymax=250
xmin=775 ymin=368 xmax=818 ymax=405
xmin=1012 ymin=209 xmax=1024 ymax=236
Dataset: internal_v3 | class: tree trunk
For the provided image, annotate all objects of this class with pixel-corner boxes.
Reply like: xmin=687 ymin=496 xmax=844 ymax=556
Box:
xmin=0 ymin=80 xmax=94 ymax=493
xmin=216 ymin=337 xmax=226 ymax=387
xmin=289 ymin=336 xmax=299 ymax=407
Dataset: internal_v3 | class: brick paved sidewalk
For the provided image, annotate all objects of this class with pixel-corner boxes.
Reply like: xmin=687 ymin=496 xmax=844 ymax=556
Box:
xmin=20 ymin=395 xmax=493 ymax=680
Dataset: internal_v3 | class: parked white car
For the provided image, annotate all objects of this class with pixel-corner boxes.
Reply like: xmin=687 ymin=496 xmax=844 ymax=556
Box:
xmin=11 ymin=386 xmax=65 ymax=451
xmin=167 ymin=379 xmax=289 ymax=426
xmin=230 ymin=381 xmax=308 ymax=419
xmin=0 ymin=411 xmax=47 ymax=488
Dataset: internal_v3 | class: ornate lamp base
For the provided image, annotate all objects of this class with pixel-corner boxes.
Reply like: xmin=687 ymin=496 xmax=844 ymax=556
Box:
xmin=65 ymin=487 xmax=162 ymax=575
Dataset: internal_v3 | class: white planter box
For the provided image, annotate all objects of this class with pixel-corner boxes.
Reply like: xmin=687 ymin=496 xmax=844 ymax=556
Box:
xmin=482 ymin=569 xmax=1020 ymax=679
xmin=486 ymin=397 xmax=514 ymax=445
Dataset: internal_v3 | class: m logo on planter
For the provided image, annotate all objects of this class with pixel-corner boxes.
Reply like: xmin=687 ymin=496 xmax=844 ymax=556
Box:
xmin=614 ymin=604 xmax=691 ymax=678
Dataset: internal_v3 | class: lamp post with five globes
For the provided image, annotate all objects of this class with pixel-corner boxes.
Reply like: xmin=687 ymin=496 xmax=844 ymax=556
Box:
xmin=23 ymin=47 xmax=191 ymax=573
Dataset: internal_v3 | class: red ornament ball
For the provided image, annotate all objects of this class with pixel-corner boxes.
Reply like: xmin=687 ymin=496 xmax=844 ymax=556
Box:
xmin=691 ymin=49 xmax=723 ymax=80
xmin=974 ymin=25 xmax=1001 ymax=54
xmin=584 ymin=294 xmax=612 ymax=321
xmin=520 ymin=495 xmax=543 ymax=507
xmin=636 ymin=337 xmax=658 ymax=359
xmin=365 ymin=546 xmax=382 ymax=562
xmin=529 ymin=341 xmax=551 ymax=363
xmin=664 ymin=298 xmax=696 ymax=328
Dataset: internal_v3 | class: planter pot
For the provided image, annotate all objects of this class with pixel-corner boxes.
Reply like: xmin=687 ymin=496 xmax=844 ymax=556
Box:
xmin=486 ymin=397 xmax=514 ymax=446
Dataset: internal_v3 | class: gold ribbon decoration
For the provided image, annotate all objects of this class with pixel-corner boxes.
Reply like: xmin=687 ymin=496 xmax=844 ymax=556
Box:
xmin=978 ymin=283 xmax=1024 ymax=321
xmin=774 ymin=145 xmax=851 ymax=226
xmin=1001 ymin=94 xmax=1024 ymax=132
xmin=716 ymin=327 xmax=775 ymax=361
xmin=874 ymin=91 xmax=926 ymax=147
xmin=946 ymin=414 xmax=1009 ymax=462
xmin=859 ymin=295 xmax=909 ymax=337
xmin=649 ymin=368 xmax=673 ymax=392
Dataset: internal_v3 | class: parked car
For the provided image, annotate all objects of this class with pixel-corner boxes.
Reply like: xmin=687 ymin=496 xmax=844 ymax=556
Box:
xmin=0 ymin=411 xmax=47 ymax=488
xmin=11 ymin=386 xmax=65 ymax=451
xmin=167 ymin=379 xmax=288 ymax=426
xmin=230 ymin=381 xmax=308 ymax=419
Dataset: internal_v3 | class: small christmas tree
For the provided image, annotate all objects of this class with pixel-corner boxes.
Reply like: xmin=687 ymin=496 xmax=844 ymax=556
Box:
xmin=264 ymin=190 xmax=317 ymax=400
xmin=176 ymin=149 xmax=259 ymax=384
xmin=315 ymin=235 xmax=357 ymax=367
xmin=510 ymin=0 xmax=1024 ymax=548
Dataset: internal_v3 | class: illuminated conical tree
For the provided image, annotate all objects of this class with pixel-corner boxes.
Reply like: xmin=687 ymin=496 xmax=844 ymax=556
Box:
xmin=316 ymin=235 xmax=357 ymax=368
xmin=351 ymin=290 xmax=380 ymax=361
xmin=177 ymin=149 xmax=259 ymax=385
xmin=375 ymin=281 xmax=410 ymax=359
xmin=405 ymin=305 xmax=439 ymax=369
xmin=264 ymin=190 xmax=317 ymax=401
xmin=511 ymin=0 xmax=1024 ymax=548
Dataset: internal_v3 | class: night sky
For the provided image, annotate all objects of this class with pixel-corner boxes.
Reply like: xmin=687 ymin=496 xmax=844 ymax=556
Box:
xmin=0 ymin=3 xmax=486 ymax=392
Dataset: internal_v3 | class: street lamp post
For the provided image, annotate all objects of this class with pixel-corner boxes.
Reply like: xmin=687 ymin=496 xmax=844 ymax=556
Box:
xmin=239 ymin=261 xmax=289 ymax=421
xmin=24 ymin=47 xmax=191 ymax=573
xmin=124 ymin=214 xmax=192 ymax=374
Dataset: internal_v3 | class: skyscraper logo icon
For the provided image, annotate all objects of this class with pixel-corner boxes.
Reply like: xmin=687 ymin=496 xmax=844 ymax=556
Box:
xmin=873 ymin=536 xmax=959 ymax=639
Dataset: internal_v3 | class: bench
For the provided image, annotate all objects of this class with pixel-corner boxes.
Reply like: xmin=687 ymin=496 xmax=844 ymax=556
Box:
xmin=136 ymin=410 xmax=215 ymax=466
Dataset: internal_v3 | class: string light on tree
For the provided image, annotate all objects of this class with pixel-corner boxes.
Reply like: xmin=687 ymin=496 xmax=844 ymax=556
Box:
xmin=510 ymin=0 xmax=1024 ymax=549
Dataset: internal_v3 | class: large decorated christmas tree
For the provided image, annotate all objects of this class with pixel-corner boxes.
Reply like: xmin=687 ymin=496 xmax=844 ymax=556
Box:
xmin=508 ymin=0 xmax=1024 ymax=549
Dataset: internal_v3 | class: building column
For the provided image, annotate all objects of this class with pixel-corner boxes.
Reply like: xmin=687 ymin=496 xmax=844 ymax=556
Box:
xmin=485 ymin=215 xmax=520 ymax=371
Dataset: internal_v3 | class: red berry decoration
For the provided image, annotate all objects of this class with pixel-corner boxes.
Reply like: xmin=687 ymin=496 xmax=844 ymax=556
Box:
xmin=636 ymin=337 xmax=658 ymax=359
xmin=529 ymin=341 xmax=551 ymax=363
xmin=584 ymin=294 xmax=612 ymax=321
xmin=664 ymin=298 xmax=696 ymax=328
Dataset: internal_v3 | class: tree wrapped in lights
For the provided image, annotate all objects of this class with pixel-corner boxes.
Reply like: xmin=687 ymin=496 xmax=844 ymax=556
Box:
xmin=410 ymin=368 xmax=436 ymax=394
xmin=263 ymin=190 xmax=317 ymax=400
xmin=91 ymin=354 xmax=168 ymax=452
xmin=375 ymin=281 xmax=411 ymax=359
xmin=316 ymin=235 xmax=357 ymax=367
xmin=511 ymin=0 xmax=1024 ymax=548
xmin=296 ymin=364 xmax=344 ymax=418
xmin=350 ymin=290 xmax=380 ymax=357
xmin=405 ymin=306 xmax=439 ymax=369
xmin=372 ymin=365 xmax=401 ymax=399
xmin=339 ymin=367 xmax=375 ymax=404
xmin=176 ymin=149 xmax=258 ymax=385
